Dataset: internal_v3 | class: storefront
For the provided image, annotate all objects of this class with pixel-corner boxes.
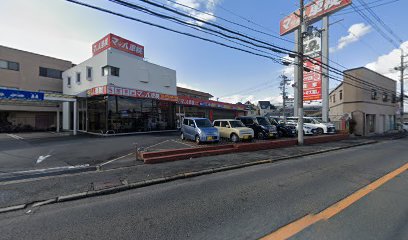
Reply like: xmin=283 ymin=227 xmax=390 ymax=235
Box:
xmin=176 ymin=95 xmax=245 ymax=128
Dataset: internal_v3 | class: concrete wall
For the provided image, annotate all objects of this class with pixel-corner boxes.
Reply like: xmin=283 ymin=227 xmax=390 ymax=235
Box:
xmin=329 ymin=68 xmax=397 ymax=136
xmin=0 ymin=45 xmax=72 ymax=93
xmin=62 ymin=48 xmax=177 ymax=97
xmin=62 ymin=51 xmax=109 ymax=97
xmin=107 ymin=48 xmax=177 ymax=95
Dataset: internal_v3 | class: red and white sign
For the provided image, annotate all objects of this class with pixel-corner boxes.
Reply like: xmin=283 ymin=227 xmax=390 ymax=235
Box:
xmin=92 ymin=33 xmax=145 ymax=58
xmin=280 ymin=0 xmax=352 ymax=36
xmin=87 ymin=85 xmax=177 ymax=102
xmin=304 ymin=57 xmax=322 ymax=101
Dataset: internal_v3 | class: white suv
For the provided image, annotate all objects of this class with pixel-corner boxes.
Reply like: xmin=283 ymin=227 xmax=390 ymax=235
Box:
xmin=287 ymin=117 xmax=336 ymax=134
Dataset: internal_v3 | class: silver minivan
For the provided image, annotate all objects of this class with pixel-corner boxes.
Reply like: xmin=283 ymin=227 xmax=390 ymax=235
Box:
xmin=180 ymin=117 xmax=219 ymax=144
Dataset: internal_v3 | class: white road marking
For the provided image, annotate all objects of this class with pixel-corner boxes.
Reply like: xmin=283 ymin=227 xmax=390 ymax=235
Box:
xmin=7 ymin=134 xmax=24 ymax=140
xmin=99 ymin=153 xmax=134 ymax=167
xmin=3 ymin=164 xmax=91 ymax=175
xmin=143 ymin=140 xmax=171 ymax=150
xmin=36 ymin=155 xmax=52 ymax=164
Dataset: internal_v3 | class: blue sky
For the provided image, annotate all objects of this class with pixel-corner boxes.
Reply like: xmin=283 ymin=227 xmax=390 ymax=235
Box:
xmin=1 ymin=0 xmax=407 ymax=105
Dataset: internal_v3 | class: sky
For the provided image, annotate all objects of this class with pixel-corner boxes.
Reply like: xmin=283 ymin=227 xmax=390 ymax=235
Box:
xmin=1 ymin=0 xmax=407 ymax=106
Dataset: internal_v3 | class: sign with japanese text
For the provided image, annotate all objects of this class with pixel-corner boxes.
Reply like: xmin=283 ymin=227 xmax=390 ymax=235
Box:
xmin=177 ymin=96 xmax=246 ymax=111
xmin=280 ymin=0 xmax=352 ymax=36
xmin=303 ymin=33 xmax=322 ymax=101
xmin=0 ymin=88 xmax=44 ymax=101
xmin=87 ymin=85 xmax=177 ymax=102
xmin=92 ymin=33 xmax=144 ymax=58
xmin=303 ymin=57 xmax=322 ymax=101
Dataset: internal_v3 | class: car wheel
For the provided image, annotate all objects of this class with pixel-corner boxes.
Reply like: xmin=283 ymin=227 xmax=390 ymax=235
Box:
xmin=278 ymin=130 xmax=284 ymax=138
xmin=257 ymin=132 xmax=265 ymax=139
xmin=317 ymin=128 xmax=324 ymax=135
xmin=195 ymin=135 xmax=201 ymax=144
xmin=230 ymin=133 xmax=239 ymax=143
xmin=180 ymin=132 xmax=185 ymax=140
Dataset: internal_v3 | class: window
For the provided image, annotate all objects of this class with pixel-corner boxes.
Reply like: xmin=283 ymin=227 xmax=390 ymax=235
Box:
xmin=371 ymin=89 xmax=378 ymax=100
xmin=382 ymin=92 xmax=388 ymax=102
xmin=86 ymin=67 xmax=93 ymax=80
xmin=220 ymin=121 xmax=229 ymax=128
xmin=102 ymin=65 xmax=120 ymax=77
xmin=183 ymin=119 xmax=189 ymax=125
xmin=67 ymin=77 xmax=71 ymax=86
xmin=39 ymin=67 xmax=63 ymax=79
xmin=0 ymin=60 xmax=19 ymax=71
xmin=392 ymin=94 xmax=397 ymax=103
xmin=339 ymin=90 xmax=343 ymax=100
xmin=333 ymin=94 xmax=336 ymax=103
xmin=76 ymin=72 xmax=81 ymax=83
xmin=111 ymin=66 xmax=119 ymax=76
xmin=213 ymin=121 xmax=220 ymax=127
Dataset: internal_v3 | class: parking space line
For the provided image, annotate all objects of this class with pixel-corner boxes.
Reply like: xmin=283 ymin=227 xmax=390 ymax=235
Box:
xmin=260 ymin=162 xmax=408 ymax=240
xmin=98 ymin=153 xmax=134 ymax=167
xmin=6 ymin=134 xmax=24 ymax=140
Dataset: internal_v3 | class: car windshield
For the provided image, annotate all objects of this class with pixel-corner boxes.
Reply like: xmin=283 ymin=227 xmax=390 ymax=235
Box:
xmin=229 ymin=121 xmax=245 ymax=128
xmin=269 ymin=118 xmax=279 ymax=125
xmin=195 ymin=119 xmax=213 ymax=128
xmin=256 ymin=117 xmax=271 ymax=126
xmin=312 ymin=118 xmax=322 ymax=123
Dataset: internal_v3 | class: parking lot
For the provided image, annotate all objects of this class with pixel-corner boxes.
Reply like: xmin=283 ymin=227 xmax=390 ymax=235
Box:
xmin=0 ymin=128 xmax=328 ymax=179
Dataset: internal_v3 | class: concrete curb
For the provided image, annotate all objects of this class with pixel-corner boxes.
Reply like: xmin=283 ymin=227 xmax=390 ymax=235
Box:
xmin=0 ymin=140 xmax=378 ymax=214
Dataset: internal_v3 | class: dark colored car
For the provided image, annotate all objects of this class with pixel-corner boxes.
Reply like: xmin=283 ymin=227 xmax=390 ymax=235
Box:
xmin=268 ymin=117 xmax=296 ymax=137
xmin=235 ymin=116 xmax=277 ymax=139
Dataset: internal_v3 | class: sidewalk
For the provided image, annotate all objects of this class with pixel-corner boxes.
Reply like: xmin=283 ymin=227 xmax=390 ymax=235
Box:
xmin=0 ymin=137 xmax=381 ymax=212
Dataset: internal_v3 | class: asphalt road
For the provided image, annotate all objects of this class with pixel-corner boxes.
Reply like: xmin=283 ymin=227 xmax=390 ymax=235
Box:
xmin=0 ymin=132 xmax=181 ymax=173
xmin=0 ymin=138 xmax=407 ymax=240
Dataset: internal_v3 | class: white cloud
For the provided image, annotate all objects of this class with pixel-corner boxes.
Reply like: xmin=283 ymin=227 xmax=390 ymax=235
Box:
xmin=333 ymin=23 xmax=372 ymax=52
xmin=365 ymin=41 xmax=408 ymax=81
xmin=169 ymin=0 xmax=221 ymax=26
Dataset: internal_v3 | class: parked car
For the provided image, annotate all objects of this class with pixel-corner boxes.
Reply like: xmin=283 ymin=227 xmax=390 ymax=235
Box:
xmin=286 ymin=119 xmax=318 ymax=135
xmin=397 ymin=122 xmax=408 ymax=132
xmin=235 ymin=116 xmax=278 ymax=139
xmin=213 ymin=119 xmax=254 ymax=142
xmin=267 ymin=117 xmax=296 ymax=137
xmin=180 ymin=117 xmax=219 ymax=144
xmin=286 ymin=117 xmax=336 ymax=134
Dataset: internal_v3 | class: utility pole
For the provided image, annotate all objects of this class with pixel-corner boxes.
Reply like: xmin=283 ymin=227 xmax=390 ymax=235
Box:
xmin=395 ymin=49 xmax=407 ymax=128
xmin=297 ymin=0 xmax=305 ymax=145
xmin=321 ymin=16 xmax=329 ymax=123
xmin=280 ymin=75 xmax=291 ymax=123
xmin=401 ymin=50 xmax=404 ymax=127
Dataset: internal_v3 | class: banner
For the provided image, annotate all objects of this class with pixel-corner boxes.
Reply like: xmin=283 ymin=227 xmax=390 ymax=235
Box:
xmin=303 ymin=32 xmax=322 ymax=101
xmin=0 ymin=88 xmax=44 ymax=101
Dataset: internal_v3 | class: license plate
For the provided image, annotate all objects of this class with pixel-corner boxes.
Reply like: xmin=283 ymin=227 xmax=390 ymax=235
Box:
xmin=207 ymin=136 xmax=213 ymax=141
xmin=243 ymin=135 xmax=249 ymax=139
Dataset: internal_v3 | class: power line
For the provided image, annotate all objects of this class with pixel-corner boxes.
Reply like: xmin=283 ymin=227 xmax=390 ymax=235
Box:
xmin=67 ymin=0 xmax=399 ymax=99
xmin=334 ymin=0 xmax=400 ymax=16
xmin=114 ymin=0 xmax=397 ymax=95
xmin=154 ymin=0 xmax=295 ymax=44
xmin=351 ymin=2 xmax=400 ymax=48
xmin=357 ymin=0 xmax=403 ymax=43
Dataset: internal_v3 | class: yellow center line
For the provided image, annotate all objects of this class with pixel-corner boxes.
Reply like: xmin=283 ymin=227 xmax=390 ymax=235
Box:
xmin=260 ymin=162 xmax=408 ymax=240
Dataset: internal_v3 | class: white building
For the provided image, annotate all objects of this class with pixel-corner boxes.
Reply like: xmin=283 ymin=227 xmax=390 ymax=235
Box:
xmin=62 ymin=34 xmax=177 ymax=133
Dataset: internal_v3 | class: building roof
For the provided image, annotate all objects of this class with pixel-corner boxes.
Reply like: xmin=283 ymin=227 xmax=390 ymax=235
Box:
xmin=344 ymin=67 xmax=396 ymax=83
xmin=330 ymin=66 xmax=396 ymax=96
xmin=0 ymin=45 xmax=72 ymax=65
xmin=177 ymin=86 xmax=213 ymax=98
xmin=258 ymin=101 xmax=271 ymax=109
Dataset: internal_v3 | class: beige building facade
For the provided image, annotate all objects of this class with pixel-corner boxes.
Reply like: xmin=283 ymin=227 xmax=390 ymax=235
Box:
xmin=329 ymin=67 xmax=397 ymax=136
xmin=0 ymin=45 xmax=72 ymax=131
